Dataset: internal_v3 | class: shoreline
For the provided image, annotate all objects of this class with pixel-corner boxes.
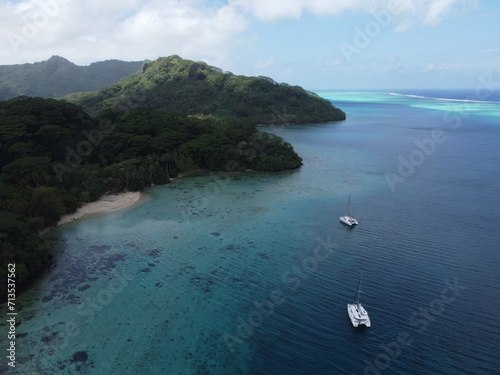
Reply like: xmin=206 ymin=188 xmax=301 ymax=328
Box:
xmin=44 ymin=171 xmax=201 ymax=233
xmin=168 ymin=169 xmax=202 ymax=182
xmin=56 ymin=191 xmax=142 ymax=227
xmin=43 ymin=169 xmax=281 ymax=234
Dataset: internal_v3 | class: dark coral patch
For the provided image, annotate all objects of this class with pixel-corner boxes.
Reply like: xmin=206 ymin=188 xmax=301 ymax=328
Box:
xmin=98 ymin=253 xmax=126 ymax=271
xmin=190 ymin=273 xmax=216 ymax=293
xmin=41 ymin=332 xmax=59 ymax=343
xmin=71 ymin=351 xmax=88 ymax=363
xmin=89 ymin=245 xmax=112 ymax=253
xmin=41 ymin=295 xmax=54 ymax=303
xmin=65 ymin=294 xmax=80 ymax=304
xmin=178 ymin=264 xmax=195 ymax=275
xmin=148 ymin=249 xmax=162 ymax=258
xmin=77 ymin=284 xmax=91 ymax=292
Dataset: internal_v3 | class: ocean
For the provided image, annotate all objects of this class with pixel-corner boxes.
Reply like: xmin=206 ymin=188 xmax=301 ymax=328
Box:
xmin=1 ymin=89 xmax=499 ymax=374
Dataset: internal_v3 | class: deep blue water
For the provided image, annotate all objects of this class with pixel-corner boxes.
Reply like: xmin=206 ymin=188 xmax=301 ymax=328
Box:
xmin=1 ymin=90 xmax=499 ymax=374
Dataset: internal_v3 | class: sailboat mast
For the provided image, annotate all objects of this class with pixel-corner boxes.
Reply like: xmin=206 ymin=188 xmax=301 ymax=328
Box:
xmin=356 ymin=274 xmax=362 ymax=305
xmin=347 ymin=194 xmax=351 ymax=216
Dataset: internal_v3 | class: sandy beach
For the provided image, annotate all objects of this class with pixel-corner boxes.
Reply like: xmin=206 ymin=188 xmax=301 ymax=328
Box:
xmin=51 ymin=172 xmax=197 ymax=231
xmin=57 ymin=191 xmax=142 ymax=226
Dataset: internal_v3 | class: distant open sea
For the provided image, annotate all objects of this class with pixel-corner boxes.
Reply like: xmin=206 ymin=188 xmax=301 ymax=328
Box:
xmin=1 ymin=89 xmax=499 ymax=374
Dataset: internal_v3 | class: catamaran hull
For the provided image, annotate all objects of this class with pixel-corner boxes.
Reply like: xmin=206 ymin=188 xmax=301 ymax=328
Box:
xmin=339 ymin=216 xmax=359 ymax=226
xmin=347 ymin=304 xmax=371 ymax=327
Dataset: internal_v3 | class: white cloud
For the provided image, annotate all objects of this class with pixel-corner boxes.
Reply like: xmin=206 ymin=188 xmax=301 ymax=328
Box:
xmin=230 ymin=0 xmax=479 ymax=29
xmin=422 ymin=61 xmax=460 ymax=73
xmin=113 ymin=1 xmax=247 ymax=63
xmin=424 ymin=62 xmax=435 ymax=72
xmin=327 ymin=57 xmax=344 ymax=67
xmin=385 ymin=55 xmax=401 ymax=63
xmin=422 ymin=0 xmax=478 ymax=25
xmin=229 ymin=0 xmax=372 ymax=21
xmin=0 ymin=0 xmax=480 ymax=66
xmin=254 ymin=56 xmax=275 ymax=69
xmin=280 ymin=68 xmax=295 ymax=77
xmin=0 ymin=0 xmax=247 ymax=65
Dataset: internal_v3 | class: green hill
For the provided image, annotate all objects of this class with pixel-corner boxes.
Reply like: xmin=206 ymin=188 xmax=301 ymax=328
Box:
xmin=0 ymin=56 xmax=146 ymax=100
xmin=63 ymin=55 xmax=346 ymax=124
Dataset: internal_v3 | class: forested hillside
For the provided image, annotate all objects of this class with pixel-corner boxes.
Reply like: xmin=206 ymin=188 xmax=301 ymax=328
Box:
xmin=0 ymin=56 xmax=145 ymax=100
xmin=64 ymin=55 xmax=346 ymax=124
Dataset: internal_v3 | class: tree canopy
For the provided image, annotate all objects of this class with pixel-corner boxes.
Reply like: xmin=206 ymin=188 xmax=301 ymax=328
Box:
xmin=0 ymin=56 xmax=146 ymax=100
xmin=64 ymin=55 xmax=346 ymax=124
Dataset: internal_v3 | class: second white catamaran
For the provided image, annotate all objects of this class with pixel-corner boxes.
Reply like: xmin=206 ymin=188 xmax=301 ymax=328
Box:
xmin=347 ymin=274 xmax=371 ymax=327
xmin=339 ymin=195 xmax=358 ymax=226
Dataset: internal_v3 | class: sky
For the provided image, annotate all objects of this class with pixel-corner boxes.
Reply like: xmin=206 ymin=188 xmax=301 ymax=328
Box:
xmin=1 ymin=0 xmax=499 ymax=89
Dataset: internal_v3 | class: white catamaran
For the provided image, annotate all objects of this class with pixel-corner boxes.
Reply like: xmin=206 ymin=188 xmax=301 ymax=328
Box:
xmin=339 ymin=195 xmax=358 ymax=226
xmin=347 ymin=275 xmax=371 ymax=327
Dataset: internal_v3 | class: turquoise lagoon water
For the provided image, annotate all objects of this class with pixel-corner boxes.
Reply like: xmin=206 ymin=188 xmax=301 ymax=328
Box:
xmin=1 ymin=90 xmax=499 ymax=374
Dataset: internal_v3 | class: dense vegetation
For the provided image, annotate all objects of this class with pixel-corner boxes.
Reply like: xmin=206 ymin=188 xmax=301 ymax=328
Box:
xmin=0 ymin=97 xmax=303 ymax=300
xmin=0 ymin=56 xmax=145 ymax=100
xmin=64 ymin=55 xmax=346 ymax=123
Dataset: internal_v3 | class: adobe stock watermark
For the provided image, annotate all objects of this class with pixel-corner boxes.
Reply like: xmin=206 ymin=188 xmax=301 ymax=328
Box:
xmin=384 ymin=129 xmax=447 ymax=192
xmin=75 ymin=268 xmax=133 ymax=322
xmin=222 ymin=236 xmax=338 ymax=353
xmin=441 ymin=68 xmax=500 ymax=129
xmin=385 ymin=68 xmax=500 ymax=192
xmin=22 ymin=267 xmax=133 ymax=374
xmin=358 ymin=278 xmax=466 ymax=375
xmin=7 ymin=0 xmax=69 ymax=53
xmin=340 ymin=1 xmax=403 ymax=63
